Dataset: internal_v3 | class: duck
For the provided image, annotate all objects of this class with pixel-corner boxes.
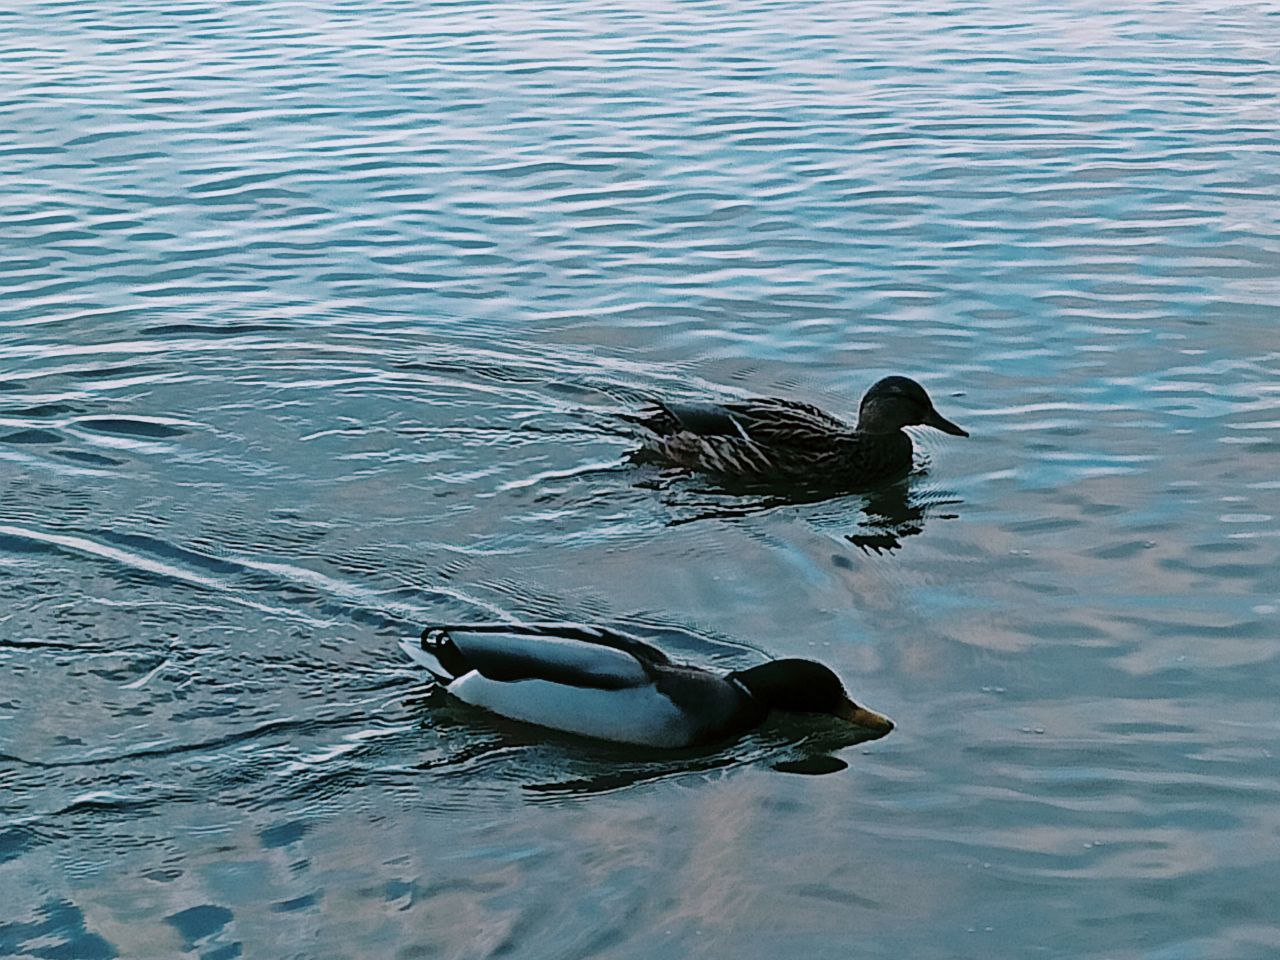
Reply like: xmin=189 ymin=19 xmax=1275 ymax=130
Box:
xmin=630 ymin=375 xmax=968 ymax=489
xmin=399 ymin=622 xmax=894 ymax=748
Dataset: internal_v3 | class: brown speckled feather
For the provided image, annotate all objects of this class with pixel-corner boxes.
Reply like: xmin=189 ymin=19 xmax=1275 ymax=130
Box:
xmin=635 ymin=396 xmax=914 ymax=489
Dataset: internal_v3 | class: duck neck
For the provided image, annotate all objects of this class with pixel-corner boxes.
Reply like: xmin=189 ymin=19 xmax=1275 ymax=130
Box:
xmin=855 ymin=400 xmax=906 ymax=435
xmin=729 ymin=662 xmax=794 ymax=707
xmin=854 ymin=416 xmax=904 ymax=435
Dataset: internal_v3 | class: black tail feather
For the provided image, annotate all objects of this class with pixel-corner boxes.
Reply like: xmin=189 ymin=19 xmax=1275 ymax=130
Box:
xmin=420 ymin=628 xmax=471 ymax=677
xmin=618 ymin=402 xmax=678 ymax=435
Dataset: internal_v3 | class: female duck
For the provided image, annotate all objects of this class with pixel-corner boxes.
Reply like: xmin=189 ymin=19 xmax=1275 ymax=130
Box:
xmin=400 ymin=623 xmax=893 ymax=748
xmin=632 ymin=375 xmax=968 ymax=489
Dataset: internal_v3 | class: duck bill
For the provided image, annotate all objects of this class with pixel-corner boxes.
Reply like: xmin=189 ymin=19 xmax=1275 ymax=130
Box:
xmin=923 ymin=408 xmax=969 ymax=437
xmin=836 ymin=699 xmax=895 ymax=737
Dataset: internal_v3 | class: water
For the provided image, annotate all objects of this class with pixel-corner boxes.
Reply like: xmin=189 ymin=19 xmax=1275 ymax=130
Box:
xmin=2 ymin=0 xmax=1279 ymax=956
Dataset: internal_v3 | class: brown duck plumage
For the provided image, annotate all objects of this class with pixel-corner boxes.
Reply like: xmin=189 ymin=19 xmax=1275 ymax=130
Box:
xmin=631 ymin=375 xmax=968 ymax=490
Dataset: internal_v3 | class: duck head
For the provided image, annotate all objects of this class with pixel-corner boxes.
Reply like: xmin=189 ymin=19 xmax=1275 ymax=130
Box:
xmin=731 ymin=659 xmax=894 ymax=737
xmin=857 ymin=376 xmax=968 ymax=437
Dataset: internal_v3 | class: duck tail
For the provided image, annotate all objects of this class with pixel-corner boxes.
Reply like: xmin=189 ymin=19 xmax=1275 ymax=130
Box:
xmin=617 ymin=401 xmax=679 ymax=436
xmin=399 ymin=628 xmax=468 ymax=683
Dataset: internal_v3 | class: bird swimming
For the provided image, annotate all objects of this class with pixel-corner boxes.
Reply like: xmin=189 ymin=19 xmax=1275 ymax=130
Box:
xmin=629 ymin=375 xmax=968 ymax=490
xmin=400 ymin=623 xmax=894 ymax=748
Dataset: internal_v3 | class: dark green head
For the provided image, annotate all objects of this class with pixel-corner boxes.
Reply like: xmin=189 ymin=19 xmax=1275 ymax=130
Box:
xmin=858 ymin=376 xmax=968 ymax=437
xmin=731 ymin=659 xmax=894 ymax=736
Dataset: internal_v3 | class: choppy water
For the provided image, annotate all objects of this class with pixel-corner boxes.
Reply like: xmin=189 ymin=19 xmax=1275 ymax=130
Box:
xmin=3 ymin=0 xmax=1279 ymax=957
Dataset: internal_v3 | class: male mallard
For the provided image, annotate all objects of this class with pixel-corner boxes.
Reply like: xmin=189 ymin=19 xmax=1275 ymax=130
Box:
xmin=400 ymin=623 xmax=893 ymax=748
xmin=631 ymin=375 xmax=968 ymax=489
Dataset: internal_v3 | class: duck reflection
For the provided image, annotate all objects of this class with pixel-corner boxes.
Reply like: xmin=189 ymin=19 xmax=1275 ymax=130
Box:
xmin=657 ymin=473 xmax=961 ymax=555
xmin=843 ymin=480 xmax=961 ymax=554
xmin=522 ymin=718 xmax=885 ymax=797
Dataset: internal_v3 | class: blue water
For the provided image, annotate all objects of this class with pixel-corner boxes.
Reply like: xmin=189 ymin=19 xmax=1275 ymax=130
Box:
xmin=3 ymin=1 xmax=1279 ymax=957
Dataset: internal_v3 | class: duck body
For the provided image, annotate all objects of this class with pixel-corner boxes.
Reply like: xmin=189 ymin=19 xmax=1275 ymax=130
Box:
xmin=631 ymin=376 xmax=967 ymax=490
xmin=400 ymin=623 xmax=893 ymax=748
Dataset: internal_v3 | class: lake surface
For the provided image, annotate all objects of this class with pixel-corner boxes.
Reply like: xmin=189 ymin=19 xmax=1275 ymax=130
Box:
xmin=2 ymin=0 xmax=1279 ymax=957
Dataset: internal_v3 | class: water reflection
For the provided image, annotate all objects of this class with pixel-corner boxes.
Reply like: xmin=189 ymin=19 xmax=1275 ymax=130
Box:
xmin=844 ymin=481 xmax=963 ymax=555
xmin=6 ymin=0 xmax=1280 ymax=952
xmin=646 ymin=469 xmax=962 ymax=554
xmin=523 ymin=718 xmax=884 ymax=797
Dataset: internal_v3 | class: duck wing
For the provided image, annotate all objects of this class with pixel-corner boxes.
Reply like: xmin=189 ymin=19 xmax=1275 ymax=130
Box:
xmin=639 ymin=397 xmax=851 ymax=449
xmin=402 ymin=624 xmax=766 ymax=748
xmin=410 ymin=623 xmax=668 ymax=690
xmin=721 ymin=397 xmax=853 ymax=448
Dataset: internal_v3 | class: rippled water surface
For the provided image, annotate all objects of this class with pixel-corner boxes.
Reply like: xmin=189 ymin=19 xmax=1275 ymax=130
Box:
xmin=3 ymin=0 xmax=1280 ymax=957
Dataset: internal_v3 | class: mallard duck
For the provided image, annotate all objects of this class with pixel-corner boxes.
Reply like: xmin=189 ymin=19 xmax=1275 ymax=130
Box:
xmin=399 ymin=623 xmax=893 ymax=748
xmin=631 ymin=375 xmax=968 ymax=489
